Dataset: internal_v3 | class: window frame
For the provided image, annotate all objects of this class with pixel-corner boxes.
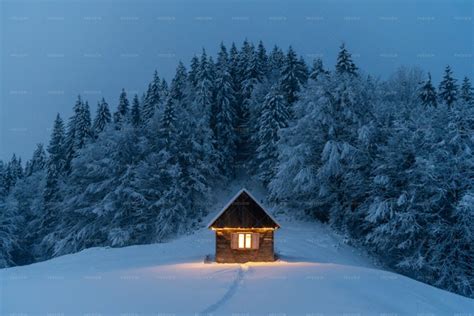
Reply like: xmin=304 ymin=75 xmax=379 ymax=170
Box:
xmin=237 ymin=232 xmax=252 ymax=249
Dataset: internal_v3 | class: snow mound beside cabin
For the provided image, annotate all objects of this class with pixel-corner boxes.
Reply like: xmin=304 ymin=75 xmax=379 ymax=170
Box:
xmin=2 ymin=189 xmax=473 ymax=315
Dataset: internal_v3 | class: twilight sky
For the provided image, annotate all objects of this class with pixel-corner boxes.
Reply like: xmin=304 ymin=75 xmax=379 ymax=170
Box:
xmin=1 ymin=0 xmax=473 ymax=161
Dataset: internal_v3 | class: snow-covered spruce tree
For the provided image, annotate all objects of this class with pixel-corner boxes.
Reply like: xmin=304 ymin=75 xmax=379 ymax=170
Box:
xmin=0 ymin=196 xmax=22 ymax=267
xmin=418 ymin=73 xmax=437 ymax=108
xmin=114 ymin=88 xmax=130 ymax=125
xmin=268 ymin=45 xmax=286 ymax=79
xmin=142 ymin=71 xmax=163 ymax=122
xmin=3 ymin=150 xmax=47 ymax=265
xmin=44 ymin=114 xmax=66 ymax=203
xmin=256 ymin=40 xmax=269 ymax=77
xmin=64 ymin=96 xmax=92 ymax=172
xmin=364 ymin=69 xmax=474 ymax=297
xmin=256 ymin=85 xmax=289 ymax=186
xmin=280 ymin=46 xmax=308 ymax=109
xmin=214 ymin=44 xmax=238 ymax=176
xmin=175 ymin=52 xmax=218 ymax=220
xmin=271 ymin=57 xmax=374 ymax=230
xmin=131 ymin=94 xmax=141 ymax=127
xmin=135 ymin=60 xmax=211 ymax=241
xmin=3 ymin=154 xmax=23 ymax=192
xmin=64 ymin=96 xmax=82 ymax=171
xmin=26 ymin=143 xmax=47 ymax=176
xmin=145 ymin=92 xmax=187 ymax=240
xmin=428 ymin=193 xmax=474 ymax=297
xmin=0 ymin=161 xmax=7 ymax=199
xmin=364 ymin=105 xmax=431 ymax=271
xmin=316 ymin=76 xmax=375 ymax=232
xmin=309 ymin=58 xmax=329 ymax=81
xmin=229 ymin=42 xmax=242 ymax=97
xmin=169 ymin=62 xmax=188 ymax=104
xmin=438 ymin=65 xmax=458 ymax=108
xmin=460 ymin=76 xmax=474 ymax=105
xmin=269 ymin=77 xmax=327 ymax=217
xmin=335 ymin=43 xmax=358 ymax=76
xmin=136 ymin=76 xmax=186 ymax=240
xmin=93 ymin=98 xmax=112 ymax=135
xmin=192 ymin=49 xmax=217 ymax=157
xmin=428 ymin=92 xmax=474 ymax=296
xmin=75 ymin=100 xmax=92 ymax=150
xmin=160 ymin=78 xmax=169 ymax=101
xmin=241 ymin=41 xmax=264 ymax=96
xmin=40 ymin=114 xmax=67 ymax=257
xmin=0 ymin=155 xmax=28 ymax=267
xmin=50 ymin=121 xmax=144 ymax=255
xmin=188 ymin=55 xmax=200 ymax=90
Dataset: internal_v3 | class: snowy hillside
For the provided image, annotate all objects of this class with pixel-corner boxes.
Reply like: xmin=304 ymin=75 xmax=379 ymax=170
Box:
xmin=2 ymin=192 xmax=473 ymax=316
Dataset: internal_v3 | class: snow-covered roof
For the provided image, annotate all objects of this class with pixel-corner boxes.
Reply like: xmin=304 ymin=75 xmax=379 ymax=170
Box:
xmin=207 ymin=188 xmax=281 ymax=229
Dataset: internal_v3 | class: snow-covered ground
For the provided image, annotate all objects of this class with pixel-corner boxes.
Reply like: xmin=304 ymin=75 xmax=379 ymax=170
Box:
xmin=2 ymin=189 xmax=473 ymax=315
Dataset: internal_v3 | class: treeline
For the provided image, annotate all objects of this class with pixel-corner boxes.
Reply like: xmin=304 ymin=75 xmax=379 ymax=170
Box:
xmin=0 ymin=41 xmax=473 ymax=297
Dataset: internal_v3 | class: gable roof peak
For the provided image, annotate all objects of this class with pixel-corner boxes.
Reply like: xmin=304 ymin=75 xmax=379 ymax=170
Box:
xmin=207 ymin=188 xmax=281 ymax=229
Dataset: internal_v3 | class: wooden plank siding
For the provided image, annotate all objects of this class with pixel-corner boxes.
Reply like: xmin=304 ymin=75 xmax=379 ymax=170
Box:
xmin=215 ymin=230 xmax=275 ymax=263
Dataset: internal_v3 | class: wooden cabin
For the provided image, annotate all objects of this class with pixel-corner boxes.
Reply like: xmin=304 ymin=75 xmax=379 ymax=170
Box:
xmin=207 ymin=188 xmax=280 ymax=263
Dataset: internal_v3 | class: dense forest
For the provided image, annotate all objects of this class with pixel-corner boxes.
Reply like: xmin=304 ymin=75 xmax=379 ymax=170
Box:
xmin=0 ymin=41 xmax=473 ymax=298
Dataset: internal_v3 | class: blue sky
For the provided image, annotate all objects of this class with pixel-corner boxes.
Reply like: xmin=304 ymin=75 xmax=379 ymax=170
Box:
xmin=1 ymin=0 xmax=473 ymax=161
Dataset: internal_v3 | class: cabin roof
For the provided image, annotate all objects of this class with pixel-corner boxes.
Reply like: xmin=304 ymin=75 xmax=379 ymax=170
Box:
xmin=207 ymin=188 xmax=281 ymax=229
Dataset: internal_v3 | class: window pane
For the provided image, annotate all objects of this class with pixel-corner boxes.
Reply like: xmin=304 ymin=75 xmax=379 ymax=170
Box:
xmin=238 ymin=233 xmax=245 ymax=248
xmin=245 ymin=233 xmax=252 ymax=249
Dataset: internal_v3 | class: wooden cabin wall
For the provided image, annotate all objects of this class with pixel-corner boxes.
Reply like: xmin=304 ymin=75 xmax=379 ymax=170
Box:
xmin=215 ymin=230 xmax=275 ymax=263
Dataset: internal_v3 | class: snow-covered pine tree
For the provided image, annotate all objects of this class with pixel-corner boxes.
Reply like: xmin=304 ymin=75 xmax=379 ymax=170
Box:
xmin=419 ymin=73 xmax=438 ymax=108
xmin=93 ymin=98 xmax=112 ymax=135
xmin=310 ymin=58 xmax=329 ymax=81
xmin=460 ymin=76 xmax=474 ymax=105
xmin=131 ymin=94 xmax=141 ymax=127
xmin=114 ymin=88 xmax=130 ymax=125
xmin=256 ymin=85 xmax=289 ymax=185
xmin=335 ymin=43 xmax=358 ymax=76
xmin=438 ymin=65 xmax=458 ymax=108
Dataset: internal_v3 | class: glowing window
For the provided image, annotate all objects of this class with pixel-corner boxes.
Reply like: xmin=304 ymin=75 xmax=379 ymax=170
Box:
xmin=238 ymin=233 xmax=252 ymax=249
